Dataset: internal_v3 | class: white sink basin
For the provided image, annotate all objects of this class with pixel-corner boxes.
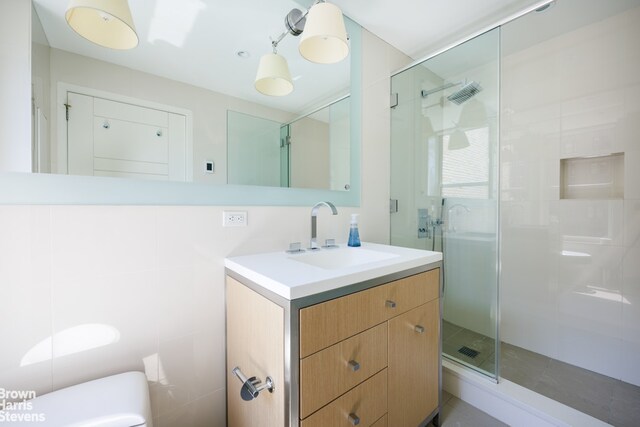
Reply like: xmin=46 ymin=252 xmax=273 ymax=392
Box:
xmin=224 ymin=242 xmax=442 ymax=300
xmin=289 ymin=247 xmax=400 ymax=270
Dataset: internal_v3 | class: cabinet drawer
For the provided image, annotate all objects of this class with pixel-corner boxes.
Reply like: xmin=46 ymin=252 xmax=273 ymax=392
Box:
xmin=371 ymin=414 xmax=387 ymax=427
xmin=300 ymin=323 xmax=388 ymax=419
xmin=300 ymin=269 xmax=439 ymax=357
xmin=301 ymin=369 xmax=387 ymax=427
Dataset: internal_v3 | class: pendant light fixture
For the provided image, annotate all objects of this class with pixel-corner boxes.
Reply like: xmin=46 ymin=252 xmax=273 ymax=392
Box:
xmin=299 ymin=1 xmax=349 ymax=64
xmin=255 ymin=1 xmax=349 ymax=96
xmin=65 ymin=0 xmax=138 ymax=50
xmin=254 ymin=8 xmax=305 ymax=97
xmin=255 ymin=50 xmax=294 ymax=97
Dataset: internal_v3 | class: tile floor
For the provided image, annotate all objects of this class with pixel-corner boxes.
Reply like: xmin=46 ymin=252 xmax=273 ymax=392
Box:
xmin=442 ymin=320 xmax=640 ymax=427
xmin=440 ymin=391 xmax=507 ymax=427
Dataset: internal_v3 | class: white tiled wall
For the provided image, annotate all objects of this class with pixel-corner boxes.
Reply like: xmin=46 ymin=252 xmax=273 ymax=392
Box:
xmin=500 ymin=1 xmax=640 ymax=386
xmin=0 ymin=30 xmax=406 ymax=426
xmin=0 ymin=205 xmax=351 ymax=426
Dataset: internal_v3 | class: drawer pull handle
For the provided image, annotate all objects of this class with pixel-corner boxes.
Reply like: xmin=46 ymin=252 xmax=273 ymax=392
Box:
xmin=348 ymin=360 xmax=360 ymax=372
xmin=348 ymin=413 xmax=361 ymax=425
xmin=232 ymin=366 xmax=275 ymax=401
xmin=415 ymin=325 xmax=425 ymax=334
xmin=385 ymin=300 xmax=397 ymax=308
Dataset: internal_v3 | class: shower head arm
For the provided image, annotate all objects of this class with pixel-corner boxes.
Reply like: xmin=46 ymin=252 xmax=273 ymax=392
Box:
xmin=420 ymin=81 xmax=464 ymax=99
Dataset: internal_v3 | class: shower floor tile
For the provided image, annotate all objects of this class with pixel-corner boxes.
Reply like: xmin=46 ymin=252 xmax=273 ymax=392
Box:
xmin=443 ymin=320 xmax=640 ymax=427
xmin=442 ymin=320 xmax=496 ymax=371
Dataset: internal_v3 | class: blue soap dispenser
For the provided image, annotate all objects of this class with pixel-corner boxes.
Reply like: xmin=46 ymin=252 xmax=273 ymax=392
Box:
xmin=348 ymin=213 xmax=361 ymax=247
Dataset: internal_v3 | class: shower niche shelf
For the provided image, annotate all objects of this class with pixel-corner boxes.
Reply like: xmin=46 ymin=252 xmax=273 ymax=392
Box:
xmin=560 ymin=153 xmax=624 ymax=200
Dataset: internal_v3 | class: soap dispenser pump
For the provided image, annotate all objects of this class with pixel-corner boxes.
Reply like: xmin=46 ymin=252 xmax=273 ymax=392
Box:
xmin=348 ymin=214 xmax=361 ymax=247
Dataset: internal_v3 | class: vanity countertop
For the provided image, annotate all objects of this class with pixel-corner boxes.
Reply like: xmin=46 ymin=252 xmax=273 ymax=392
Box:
xmin=224 ymin=242 xmax=442 ymax=300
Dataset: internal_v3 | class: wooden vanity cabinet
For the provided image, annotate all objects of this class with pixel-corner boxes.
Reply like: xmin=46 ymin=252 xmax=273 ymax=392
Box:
xmin=226 ymin=265 xmax=441 ymax=427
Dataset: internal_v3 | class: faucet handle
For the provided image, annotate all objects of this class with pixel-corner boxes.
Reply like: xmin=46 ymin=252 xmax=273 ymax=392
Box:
xmin=286 ymin=242 xmax=305 ymax=254
xmin=322 ymin=239 xmax=339 ymax=248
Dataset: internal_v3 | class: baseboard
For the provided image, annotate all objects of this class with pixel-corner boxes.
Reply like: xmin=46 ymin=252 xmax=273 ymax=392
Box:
xmin=442 ymin=359 xmax=611 ymax=427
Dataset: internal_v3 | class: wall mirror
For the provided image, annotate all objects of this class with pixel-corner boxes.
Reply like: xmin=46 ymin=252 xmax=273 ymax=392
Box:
xmin=16 ymin=0 xmax=361 ymax=205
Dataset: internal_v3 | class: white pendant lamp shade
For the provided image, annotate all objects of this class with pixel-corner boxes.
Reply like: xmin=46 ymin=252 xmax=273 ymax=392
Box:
xmin=449 ymin=129 xmax=470 ymax=150
xmin=299 ymin=2 xmax=349 ymax=64
xmin=66 ymin=0 xmax=138 ymax=50
xmin=255 ymin=53 xmax=294 ymax=96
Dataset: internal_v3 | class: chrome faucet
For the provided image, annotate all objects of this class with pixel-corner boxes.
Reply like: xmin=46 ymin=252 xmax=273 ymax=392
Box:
xmin=310 ymin=201 xmax=338 ymax=250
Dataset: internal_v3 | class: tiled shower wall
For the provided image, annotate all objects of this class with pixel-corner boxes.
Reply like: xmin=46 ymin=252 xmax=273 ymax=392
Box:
xmin=500 ymin=1 xmax=640 ymax=386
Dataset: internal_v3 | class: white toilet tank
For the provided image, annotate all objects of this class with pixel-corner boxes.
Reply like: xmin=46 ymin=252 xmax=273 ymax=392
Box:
xmin=2 ymin=371 xmax=153 ymax=427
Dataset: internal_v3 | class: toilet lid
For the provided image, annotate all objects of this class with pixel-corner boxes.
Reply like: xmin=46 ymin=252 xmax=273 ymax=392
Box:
xmin=2 ymin=372 xmax=151 ymax=427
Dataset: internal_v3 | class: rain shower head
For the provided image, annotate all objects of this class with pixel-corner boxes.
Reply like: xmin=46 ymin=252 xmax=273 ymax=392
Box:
xmin=420 ymin=80 xmax=482 ymax=105
xmin=447 ymin=81 xmax=482 ymax=105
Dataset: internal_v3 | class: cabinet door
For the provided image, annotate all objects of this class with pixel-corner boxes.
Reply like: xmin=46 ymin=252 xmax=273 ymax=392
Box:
xmin=388 ymin=299 xmax=439 ymax=426
xmin=226 ymin=277 xmax=285 ymax=427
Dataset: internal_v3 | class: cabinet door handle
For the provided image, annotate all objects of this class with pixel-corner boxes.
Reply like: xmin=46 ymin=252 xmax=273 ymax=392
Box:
xmin=348 ymin=413 xmax=361 ymax=425
xmin=348 ymin=359 xmax=360 ymax=372
xmin=414 ymin=325 xmax=425 ymax=334
xmin=385 ymin=300 xmax=396 ymax=308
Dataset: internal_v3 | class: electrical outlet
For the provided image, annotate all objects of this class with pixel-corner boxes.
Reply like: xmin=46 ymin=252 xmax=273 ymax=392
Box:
xmin=223 ymin=211 xmax=247 ymax=227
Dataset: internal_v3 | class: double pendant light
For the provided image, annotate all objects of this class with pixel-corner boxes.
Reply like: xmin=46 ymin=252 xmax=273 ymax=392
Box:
xmin=65 ymin=0 xmax=138 ymax=50
xmin=255 ymin=1 xmax=350 ymax=97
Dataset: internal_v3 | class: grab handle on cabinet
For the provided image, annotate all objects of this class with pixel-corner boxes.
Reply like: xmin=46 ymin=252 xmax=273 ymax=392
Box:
xmin=232 ymin=366 xmax=275 ymax=401
xmin=385 ymin=300 xmax=397 ymax=308
xmin=414 ymin=325 xmax=425 ymax=334
xmin=348 ymin=360 xmax=360 ymax=372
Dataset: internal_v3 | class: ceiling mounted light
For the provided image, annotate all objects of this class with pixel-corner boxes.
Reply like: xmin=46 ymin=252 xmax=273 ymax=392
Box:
xmin=255 ymin=50 xmax=293 ymax=97
xmin=65 ymin=0 xmax=138 ymax=50
xmin=299 ymin=2 xmax=349 ymax=64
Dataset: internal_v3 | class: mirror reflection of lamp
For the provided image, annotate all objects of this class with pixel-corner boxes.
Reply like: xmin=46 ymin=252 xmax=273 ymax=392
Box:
xmin=448 ymin=128 xmax=470 ymax=150
xmin=65 ymin=0 xmax=138 ymax=50
xmin=458 ymin=98 xmax=487 ymax=129
xmin=448 ymin=99 xmax=488 ymax=150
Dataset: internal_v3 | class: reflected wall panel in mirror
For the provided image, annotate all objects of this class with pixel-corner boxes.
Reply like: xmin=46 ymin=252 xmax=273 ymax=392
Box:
xmin=228 ymin=96 xmax=350 ymax=191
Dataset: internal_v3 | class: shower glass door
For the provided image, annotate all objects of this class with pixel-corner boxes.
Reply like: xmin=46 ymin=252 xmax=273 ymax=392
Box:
xmin=390 ymin=28 xmax=500 ymax=380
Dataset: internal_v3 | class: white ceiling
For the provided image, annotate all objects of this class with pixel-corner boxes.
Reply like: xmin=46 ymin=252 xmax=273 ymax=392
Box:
xmin=32 ymin=0 xmax=548 ymax=114
xmin=332 ymin=0 xmax=547 ymax=59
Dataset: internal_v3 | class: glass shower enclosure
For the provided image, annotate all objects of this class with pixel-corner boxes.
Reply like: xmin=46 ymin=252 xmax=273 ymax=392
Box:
xmin=390 ymin=28 xmax=500 ymax=379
